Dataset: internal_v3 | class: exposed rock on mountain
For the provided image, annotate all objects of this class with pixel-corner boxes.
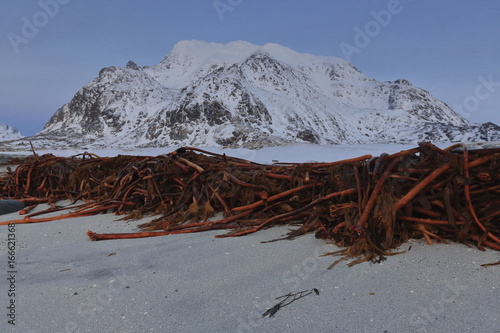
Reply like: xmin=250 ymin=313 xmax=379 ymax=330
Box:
xmin=33 ymin=40 xmax=500 ymax=149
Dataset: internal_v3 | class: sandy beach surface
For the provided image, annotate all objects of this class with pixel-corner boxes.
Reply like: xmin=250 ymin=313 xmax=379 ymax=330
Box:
xmin=1 ymin=203 xmax=499 ymax=333
xmin=1 ymin=144 xmax=499 ymax=332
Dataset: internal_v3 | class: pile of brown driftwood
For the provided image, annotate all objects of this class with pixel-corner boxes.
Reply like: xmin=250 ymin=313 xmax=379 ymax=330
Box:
xmin=1 ymin=143 xmax=499 ymax=265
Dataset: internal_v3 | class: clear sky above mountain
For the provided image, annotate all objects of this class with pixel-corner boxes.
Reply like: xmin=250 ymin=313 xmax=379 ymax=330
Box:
xmin=1 ymin=0 xmax=499 ymax=136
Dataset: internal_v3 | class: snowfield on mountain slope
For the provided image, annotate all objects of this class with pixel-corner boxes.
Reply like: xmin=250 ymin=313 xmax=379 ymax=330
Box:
xmin=12 ymin=40 xmax=497 ymax=151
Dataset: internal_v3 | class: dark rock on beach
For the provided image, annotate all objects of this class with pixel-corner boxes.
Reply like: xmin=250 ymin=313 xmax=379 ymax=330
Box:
xmin=0 ymin=200 xmax=25 ymax=215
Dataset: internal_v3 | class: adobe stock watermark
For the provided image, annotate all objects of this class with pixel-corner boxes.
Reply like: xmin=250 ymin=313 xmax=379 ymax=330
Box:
xmin=7 ymin=0 xmax=71 ymax=54
xmin=339 ymin=0 xmax=412 ymax=62
xmin=408 ymin=278 xmax=468 ymax=332
xmin=235 ymin=243 xmax=331 ymax=332
xmin=453 ymin=74 xmax=500 ymax=119
xmin=6 ymin=223 xmax=17 ymax=326
xmin=64 ymin=268 xmax=135 ymax=333
xmin=213 ymin=0 xmax=243 ymax=21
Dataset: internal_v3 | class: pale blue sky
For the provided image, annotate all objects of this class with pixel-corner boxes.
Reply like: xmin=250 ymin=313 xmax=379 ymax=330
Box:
xmin=1 ymin=0 xmax=499 ymax=136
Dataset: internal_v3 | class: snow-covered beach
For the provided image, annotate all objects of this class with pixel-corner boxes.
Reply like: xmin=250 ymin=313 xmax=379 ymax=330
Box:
xmin=1 ymin=144 xmax=499 ymax=332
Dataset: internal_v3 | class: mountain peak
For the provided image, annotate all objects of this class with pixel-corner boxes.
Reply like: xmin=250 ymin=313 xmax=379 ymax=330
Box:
xmin=126 ymin=60 xmax=140 ymax=70
xmin=165 ymin=40 xmax=346 ymax=70
xmin=0 ymin=124 xmax=24 ymax=141
xmin=31 ymin=40 xmax=500 ymax=149
xmin=167 ymin=40 xmax=259 ymax=64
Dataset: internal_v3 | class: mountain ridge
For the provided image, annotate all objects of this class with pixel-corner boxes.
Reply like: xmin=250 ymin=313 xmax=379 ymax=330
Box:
xmin=21 ymin=40 xmax=500 ymax=148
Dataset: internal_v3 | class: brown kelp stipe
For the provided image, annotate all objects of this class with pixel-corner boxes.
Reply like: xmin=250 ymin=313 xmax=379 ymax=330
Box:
xmin=1 ymin=143 xmax=499 ymax=265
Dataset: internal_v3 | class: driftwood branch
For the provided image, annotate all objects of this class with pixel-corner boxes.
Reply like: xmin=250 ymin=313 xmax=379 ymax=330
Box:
xmin=262 ymin=288 xmax=320 ymax=318
xmin=1 ymin=142 xmax=499 ymax=265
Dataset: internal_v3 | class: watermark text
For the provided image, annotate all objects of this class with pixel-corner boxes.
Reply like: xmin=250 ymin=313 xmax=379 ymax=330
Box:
xmin=7 ymin=0 xmax=71 ymax=54
xmin=453 ymin=74 xmax=500 ymax=118
xmin=6 ymin=223 xmax=17 ymax=325
xmin=339 ymin=0 xmax=410 ymax=62
xmin=213 ymin=0 xmax=243 ymax=21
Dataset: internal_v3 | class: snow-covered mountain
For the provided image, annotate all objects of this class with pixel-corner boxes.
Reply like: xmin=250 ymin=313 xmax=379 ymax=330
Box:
xmin=0 ymin=124 xmax=24 ymax=141
xmin=33 ymin=40 xmax=500 ymax=149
